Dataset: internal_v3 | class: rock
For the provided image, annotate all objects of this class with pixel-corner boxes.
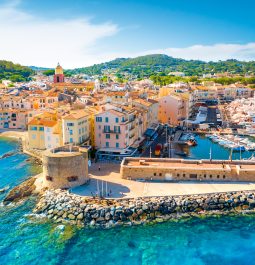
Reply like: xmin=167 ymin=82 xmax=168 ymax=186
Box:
xmin=77 ymin=213 xmax=84 ymax=220
xmin=68 ymin=214 xmax=76 ymax=220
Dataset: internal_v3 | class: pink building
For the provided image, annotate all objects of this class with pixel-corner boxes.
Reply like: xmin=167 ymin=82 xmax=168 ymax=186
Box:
xmin=158 ymin=94 xmax=189 ymax=126
xmin=0 ymin=109 xmax=28 ymax=129
xmin=95 ymin=108 xmax=137 ymax=150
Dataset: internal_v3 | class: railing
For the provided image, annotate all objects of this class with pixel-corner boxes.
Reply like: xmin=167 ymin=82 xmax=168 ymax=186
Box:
xmin=103 ymin=129 xmax=121 ymax=134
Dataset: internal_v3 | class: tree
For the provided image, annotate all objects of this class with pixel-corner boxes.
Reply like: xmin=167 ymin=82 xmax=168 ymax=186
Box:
xmin=43 ymin=69 xmax=55 ymax=76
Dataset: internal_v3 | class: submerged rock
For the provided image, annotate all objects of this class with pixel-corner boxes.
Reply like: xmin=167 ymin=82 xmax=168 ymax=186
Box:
xmin=3 ymin=177 xmax=37 ymax=204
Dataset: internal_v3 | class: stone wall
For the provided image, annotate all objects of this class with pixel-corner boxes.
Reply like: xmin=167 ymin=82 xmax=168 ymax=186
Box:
xmin=42 ymin=146 xmax=89 ymax=189
xmin=34 ymin=189 xmax=255 ymax=228
xmin=120 ymin=158 xmax=255 ymax=182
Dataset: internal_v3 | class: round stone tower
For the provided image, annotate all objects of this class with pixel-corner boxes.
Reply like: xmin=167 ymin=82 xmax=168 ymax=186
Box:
xmin=42 ymin=146 xmax=89 ymax=189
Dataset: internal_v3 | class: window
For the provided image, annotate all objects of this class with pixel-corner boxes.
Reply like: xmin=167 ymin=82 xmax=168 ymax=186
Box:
xmin=96 ymin=117 xmax=102 ymax=122
xmin=46 ymin=176 xmax=53 ymax=181
xmin=190 ymin=174 xmax=197 ymax=179
xmin=223 ymin=175 xmax=226 ymax=179
xmin=115 ymin=117 xmax=119 ymax=123
xmin=116 ymin=134 xmax=119 ymax=139
xmin=105 ymin=117 xmax=109 ymax=122
xmin=177 ymin=174 xmax=180 ymax=177
xmin=67 ymin=123 xmax=74 ymax=126
xmin=70 ymin=138 xmax=73 ymax=143
xmin=30 ymin=126 xmax=37 ymax=131
xmin=106 ymin=142 xmax=109 ymax=147
xmin=104 ymin=125 xmax=110 ymax=132
xmin=114 ymin=126 xmax=120 ymax=133
xmin=183 ymin=174 xmax=185 ymax=177
xmin=204 ymin=174 xmax=206 ymax=178
xmin=217 ymin=175 xmax=220 ymax=179
xmin=116 ymin=142 xmax=119 ymax=148
xmin=154 ymin=173 xmax=156 ymax=176
xmin=70 ymin=130 xmax=73 ymax=135
xmin=210 ymin=175 xmax=212 ymax=178
xmin=159 ymin=173 xmax=162 ymax=176
xmin=32 ymin=134 xmax=36 ymax=140
xmin=106 ymin=134 xmax=110 ymax=139
xmin=67 ymin=176 xmax=78 ymax=182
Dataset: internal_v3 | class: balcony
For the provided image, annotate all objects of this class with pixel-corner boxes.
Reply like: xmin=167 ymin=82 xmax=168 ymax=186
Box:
xmin=103 ymin=129 xmax=121 ymax=134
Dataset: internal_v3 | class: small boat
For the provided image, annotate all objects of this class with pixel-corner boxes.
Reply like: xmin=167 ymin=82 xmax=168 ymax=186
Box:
xmin=187 ymin=139 xmax=197 ymax=146
xmin=232 ymin=145 xmax=245 ymax=152
xmin=174 ymin=151 xmax=188 ymax=157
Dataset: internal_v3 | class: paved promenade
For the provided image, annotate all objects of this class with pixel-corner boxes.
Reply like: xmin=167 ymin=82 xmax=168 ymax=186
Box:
xmin=71 ymin=163 xmax=255 ymax=198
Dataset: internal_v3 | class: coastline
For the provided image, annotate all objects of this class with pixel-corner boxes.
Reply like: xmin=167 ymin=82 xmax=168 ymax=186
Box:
xmin=2 ymin=129 xmax=255 ymax=230
xmin=33 ymin=188 xmax=255 ymax=229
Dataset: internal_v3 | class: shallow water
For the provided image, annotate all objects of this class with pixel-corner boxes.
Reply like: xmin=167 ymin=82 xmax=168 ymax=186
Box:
xmin=1 ymin=137 xmax=255 ymax=265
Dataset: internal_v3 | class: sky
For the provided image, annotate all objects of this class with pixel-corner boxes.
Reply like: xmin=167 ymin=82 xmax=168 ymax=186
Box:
xmin=0 ymin=0 xmax=255 ymax=68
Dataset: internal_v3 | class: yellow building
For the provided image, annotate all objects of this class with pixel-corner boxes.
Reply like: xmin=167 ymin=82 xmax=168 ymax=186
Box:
xmin=62 ymin=110 xmax=90 ymax=145
xmin=85 ymin=106 xmax=99 ymax=147
xmin=27 ymin=112 xmax=60 ymax=150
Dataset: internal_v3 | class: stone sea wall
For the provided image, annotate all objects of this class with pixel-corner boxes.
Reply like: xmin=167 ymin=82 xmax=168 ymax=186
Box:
xmin=34 ymin=189 xmax=255 ymax=228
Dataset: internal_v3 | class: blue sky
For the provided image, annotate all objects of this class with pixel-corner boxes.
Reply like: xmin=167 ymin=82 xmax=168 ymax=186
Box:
xmin=0 ymin=0 xmax=255 ymax=68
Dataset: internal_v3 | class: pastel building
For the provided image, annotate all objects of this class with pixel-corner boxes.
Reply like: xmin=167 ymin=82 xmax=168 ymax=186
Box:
xmin=27 ymin=112 xmax=62 ymax=150
xmin=158 ymin=93 xmax=190 ymax=126
xmin=94 ymin=108 xmax=138 ymax=150
xmin=62 ymin=110 xmax=90 ymax=145
xmin=132 ymin=98 xmax=159 ymax=128
xmin=0 ymin=109 xmax=28 ymax=129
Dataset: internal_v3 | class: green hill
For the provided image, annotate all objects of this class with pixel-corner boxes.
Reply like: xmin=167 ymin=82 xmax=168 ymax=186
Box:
xmin=0 ymin=60 xmax=34 ymax=82
xmin=70 ymin=54 xmax=255 ymax=77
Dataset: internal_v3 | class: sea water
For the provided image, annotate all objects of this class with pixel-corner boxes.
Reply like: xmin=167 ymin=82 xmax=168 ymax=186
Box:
xmin=1 ymin=137 xmax=255 ymax=265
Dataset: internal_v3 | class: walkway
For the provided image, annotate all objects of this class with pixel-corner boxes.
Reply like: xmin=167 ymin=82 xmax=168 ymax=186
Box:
xmin=70 ymin=163 xmax=255 ymax=199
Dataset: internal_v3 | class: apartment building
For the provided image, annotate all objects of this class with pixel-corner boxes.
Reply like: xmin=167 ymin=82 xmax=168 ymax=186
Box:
xmin=62 ymin=110 xmax=90 ymax=145
xmin=0 ymin=109 xmax=28 ymax=129
xmin=28 ymin=112 xmax=61 ymax=150
xmin=158 ymin=93 xmax=189 ymax=126
xmin=94 ymin=107 xmax=139 ymax=150
xmin=132 ymin=98 xmax=159 ymax=128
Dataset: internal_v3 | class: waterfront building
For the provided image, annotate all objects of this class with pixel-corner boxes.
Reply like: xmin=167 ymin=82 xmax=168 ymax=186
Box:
xmin=27 ymin=112 xmax=61 ymax=150
xmin=62 ymin=110 xmax=90 ymax=145
xmin=121 ymin=157 xmax=255 ymax=182
xmin=158 ymin=93 xmax=189 ymax=126
xmin=0 ymin=109 xmax=28 ymax=129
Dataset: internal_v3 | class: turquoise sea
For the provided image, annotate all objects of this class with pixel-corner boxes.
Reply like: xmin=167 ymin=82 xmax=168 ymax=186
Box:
xmin=1 ymin=136 xmax=255 ymax=265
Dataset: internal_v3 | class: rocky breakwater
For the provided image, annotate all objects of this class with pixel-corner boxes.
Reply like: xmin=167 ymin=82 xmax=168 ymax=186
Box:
xmin=34 ymin=189 xmax=255 ymax=228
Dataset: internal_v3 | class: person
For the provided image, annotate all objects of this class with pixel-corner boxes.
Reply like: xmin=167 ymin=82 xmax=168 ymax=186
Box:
xmin=98 ymin=165 xmax=101 ymax=171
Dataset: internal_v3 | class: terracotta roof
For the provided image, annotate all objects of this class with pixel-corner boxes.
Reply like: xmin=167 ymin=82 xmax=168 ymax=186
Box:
xmin=62 ymin=109 xmax=89 ymax=120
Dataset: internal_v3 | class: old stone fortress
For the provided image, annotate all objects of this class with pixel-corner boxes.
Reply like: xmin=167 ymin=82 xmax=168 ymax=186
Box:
xmin=42 ymin=145 xmax=255 ymax=191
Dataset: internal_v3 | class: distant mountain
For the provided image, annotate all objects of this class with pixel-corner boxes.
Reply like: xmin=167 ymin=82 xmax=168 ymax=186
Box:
xmin=29 ymin=66 xmax=52 ymax=71
xmin=0 ymin=60 xmax=34 ymax=82
xmin=70 ymin=54 xmax=255 ymax=77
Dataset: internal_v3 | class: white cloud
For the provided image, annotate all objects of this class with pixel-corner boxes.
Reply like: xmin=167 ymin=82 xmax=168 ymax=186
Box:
xmin=0 ymin=0 xmax=118 ymax=68
xmin=139 ymin=43 xmax=255 ymax=62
